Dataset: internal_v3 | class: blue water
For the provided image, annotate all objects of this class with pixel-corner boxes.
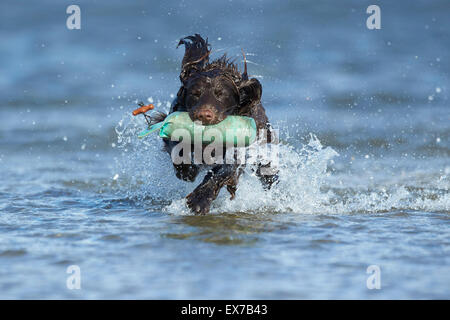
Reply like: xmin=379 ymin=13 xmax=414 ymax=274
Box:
xmin=0 ymin=0 xmax=449 ymax=299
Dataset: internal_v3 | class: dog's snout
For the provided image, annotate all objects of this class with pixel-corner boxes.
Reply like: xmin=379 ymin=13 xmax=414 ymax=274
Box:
xmin=197 ymin=109 xmax=214 ymax=123
xmin=193 ymin=107 xmax=217 ymax=125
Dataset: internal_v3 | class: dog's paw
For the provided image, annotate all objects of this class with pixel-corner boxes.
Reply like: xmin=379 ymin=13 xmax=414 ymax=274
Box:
xmin=174 ymin=164 xmax=199 ymax=182
xmin=186 ymin=187 xmax=215 ymax=215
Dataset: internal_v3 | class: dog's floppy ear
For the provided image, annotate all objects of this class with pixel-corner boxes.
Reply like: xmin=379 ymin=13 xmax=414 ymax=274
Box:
xmin=171 ymin=86 xmax=186 ymax=112
xmin=238 ymin=78 xmax=262 ymax=108
xmin=177 ymin=34 xmax=211 ymax=83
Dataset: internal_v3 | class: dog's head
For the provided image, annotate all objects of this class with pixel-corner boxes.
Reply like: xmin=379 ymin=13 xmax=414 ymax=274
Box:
xmin=183 ymin=68 xmax=240 ymax=125
xmin=177 ymin=34 xmax=262 ymax=125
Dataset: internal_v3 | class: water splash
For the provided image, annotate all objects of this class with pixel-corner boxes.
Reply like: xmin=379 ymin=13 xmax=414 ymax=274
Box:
xmin=113 ymin=109 xmax=192 ymax=204
xmin=114 ymin=111 xmax=449 ymax=215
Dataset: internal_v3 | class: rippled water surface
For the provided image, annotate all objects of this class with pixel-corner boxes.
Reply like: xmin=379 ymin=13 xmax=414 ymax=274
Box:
xmin=0 ymin=0 xmax=449 ymax=299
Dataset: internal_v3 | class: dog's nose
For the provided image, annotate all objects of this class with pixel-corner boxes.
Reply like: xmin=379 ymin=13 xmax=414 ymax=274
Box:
xmin=196 ymin=109 xmax=214 ymax=124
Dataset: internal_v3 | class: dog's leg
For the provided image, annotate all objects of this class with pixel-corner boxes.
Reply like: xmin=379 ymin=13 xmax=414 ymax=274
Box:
xmin=163 ymin=139 xmax=200 ymax=182
xmin=226 ymin=184 xmax=237 ymax=200
xmin=256 ymin=122 xmax=279 ymax=190
xmin=256 ymin=163 xmax=278 ymax=190
xmin=186 ymin=164 xmax=241 ymax=214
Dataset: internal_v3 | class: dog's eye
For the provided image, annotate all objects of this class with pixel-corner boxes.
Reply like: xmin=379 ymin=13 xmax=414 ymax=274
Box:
xmin=191 ymin=91 xmax=202 ymax=98
xmin=214 ymin=89 xmax=223 ymax=98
